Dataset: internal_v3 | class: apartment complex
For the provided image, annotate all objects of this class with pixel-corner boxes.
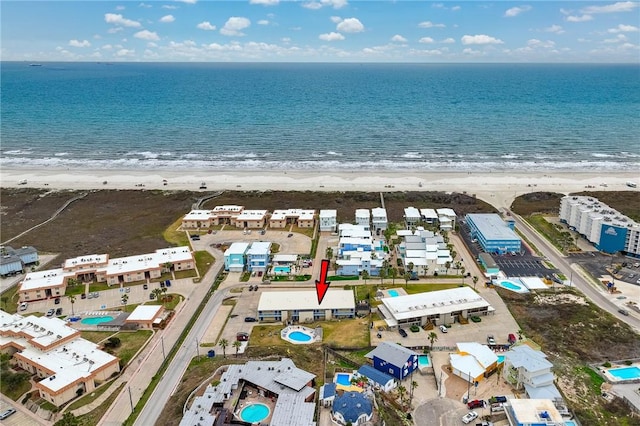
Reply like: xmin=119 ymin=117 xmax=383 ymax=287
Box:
xmin=257 ymin=290 xmax=355 ymax=323
xmin=465 ymin=213 xmax=522 ymax=255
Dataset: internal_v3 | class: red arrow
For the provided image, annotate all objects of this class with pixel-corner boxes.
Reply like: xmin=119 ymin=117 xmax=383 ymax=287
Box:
xmin=315 ymin=259 xmax=331 ymax=305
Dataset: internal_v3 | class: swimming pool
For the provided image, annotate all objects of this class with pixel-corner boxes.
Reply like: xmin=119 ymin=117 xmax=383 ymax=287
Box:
xmin=273 ymin=266 xmax=291 ymax=274
xmin=81 ymin=316 xmax=114 ymax=325
xmin=564 ymin=421 xmax=577 ymax=426
xmin=496 ymin=280 xmax=529 ymax=293
xmin=497 ymin=355 xmax=505 ymax=364
xmin=239 ymin=403 xmax=270 ymax=423
xmin=418 ymin=355 xmax=430 ymax=367
xmin=289 ymin=331 xmax=312 ymax=342
xmin=608 ymin=366 xmax=640 ymax=380
xmin=336 ymin=373 xmax=352 ymax=386
xmin=388 ymin=290 xmax=399 ymax=297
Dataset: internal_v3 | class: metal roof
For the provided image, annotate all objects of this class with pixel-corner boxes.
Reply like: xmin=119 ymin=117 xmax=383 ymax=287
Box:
xmin=365 ymin=342 xmax=418 ymax=368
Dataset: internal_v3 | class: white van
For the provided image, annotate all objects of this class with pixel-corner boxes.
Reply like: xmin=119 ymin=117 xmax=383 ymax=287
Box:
xmin=627 ymin=181 xmax=637 ymax=188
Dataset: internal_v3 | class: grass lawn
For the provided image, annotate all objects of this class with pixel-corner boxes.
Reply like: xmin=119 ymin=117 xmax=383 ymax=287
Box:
xmin=88 ymin=282 xmax=113 ymax=293
xmin=194 ymin=250 xmax=215 ymax=278
xmin=109 ymin=330 xmax=153 ymax=366
xmin=292 ymin=225 xmax=315 ymax=239
xmin=147 ymin=294 xmax=182 ymax=311
xmin=67 ymin=380 xmax=115 ymax=411
xmin=163 ymin=216 xmax=190 ymax=247
xmin=174 ymin=269 xmax=197 ymax=279
xmin=249 ymin=318 xmax=369 ymax=348
xmin=0 ymin=285 xmax=20 ymax=313
xmin=81 ymin=331 xmax=114 ymax=344
xmin=77 ymin=382 xmax=125 ymax=426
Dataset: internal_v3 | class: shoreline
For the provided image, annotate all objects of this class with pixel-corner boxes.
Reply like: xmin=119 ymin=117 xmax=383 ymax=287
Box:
xmin=1 ymin=167 xmax=637 ymax=208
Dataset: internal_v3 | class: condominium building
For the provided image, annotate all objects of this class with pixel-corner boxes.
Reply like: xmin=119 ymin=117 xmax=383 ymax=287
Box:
xmin=465 ymin=213 xmax=521 ymax=255
xmin=319 ymin=210 xmax=338 ymax=232
xmin=270 ymin=209 xmax=316 ymax=228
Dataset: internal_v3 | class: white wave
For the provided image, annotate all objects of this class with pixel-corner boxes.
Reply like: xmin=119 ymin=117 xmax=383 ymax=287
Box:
xmin=326 ymin=151 xmax=343 ymax=156
xmin=3 ymin=149 xmax=33 ymax=155
xmin=54 ymin=152 xmax=69 ymax=157
xmin=402 ymin=152 xmax=423 ymax=159
xmin=591 ymin=153 xmax=616 ymax=158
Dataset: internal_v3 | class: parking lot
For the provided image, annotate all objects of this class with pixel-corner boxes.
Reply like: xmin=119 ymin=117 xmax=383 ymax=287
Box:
xmin=569 ymin=252 xmax=640 ymax=286
xmin=192 ymin=228 xmax=312 ymax=257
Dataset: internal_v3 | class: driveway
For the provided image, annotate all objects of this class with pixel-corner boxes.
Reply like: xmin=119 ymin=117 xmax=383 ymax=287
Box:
xmin=193 ymin=228 xmax=311 ymax=256
xmin=414 ymin=397 xmax=469 ymax=426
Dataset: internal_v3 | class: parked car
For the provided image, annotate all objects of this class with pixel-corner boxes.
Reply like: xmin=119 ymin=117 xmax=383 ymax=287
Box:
xmin=93 ymin=292 xmax=99 ymax=298
xmin=618 ymin=309 xmax=630 ymax=316
xmin=149 ymin=292 xmax=156 ymax=300
xmin=467 ymin=399 xmax=484 ymax=409
xmin=399 ymin=328 xmax=408 ymax=338
xmin=244 ymin=317 xmax=257 ymax=323
xmin=81 ymin=293 xmax=87 ymax=299
xmin=125 ymin=287 xmax=130 ymax=293
xmin=54 ymin=297 xmax=61 ymax=305
xmin=19 ymin=302 xmax=28 ymax=311
xmin=143 ymin=284 xmax=148 ymax=290
xmin=46 ymin=309 xmax=55 ymax=317
xmin=439 ymin=325 xmax=448 ymax=333
xmin=489 ymin=396 xmax=508 ymax=404
xmin=487 ymin=334 xmax=496 ymax=345
xmin=190 ymin=234 xmax=200 ymax=241
xmin=55 ymin=308 xmax=63 ymax=316
xmin=260 ymin=230 xmax=266 ymax=235
xmin=236 ymin=332 xmax=249 ymax=341
xmin=165 ymin=280 xmax=171 ymax=287
xmin=508 ymin=333 xmax=517 ymax=344
xmin=0 ymin=408 xmax=16 ymax=420
xmin=461 ymin=411 xmax=478 ymax=424
xmin=287 ymin=233 xmax=293 ymax=238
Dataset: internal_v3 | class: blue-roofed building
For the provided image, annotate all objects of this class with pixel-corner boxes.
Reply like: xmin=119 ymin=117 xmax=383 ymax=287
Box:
xmin=365 ymin=342 xmax=419 ymax=381
xmin=0 ymin=246 xmax=38 ymax=277
xmin=356 ymin=364 xmax=396 ymax=392
xmin=465 ymin=214 xmax=521 ymax=255
xmin=319 ymin=383 xmax=337 ymax=407
xmin=332 ymin=392 xmax=373 ymax=426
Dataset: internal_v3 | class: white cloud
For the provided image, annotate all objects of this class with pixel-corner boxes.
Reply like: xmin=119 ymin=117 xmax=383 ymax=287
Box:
xmin=319 ymin=32 xmax=345 ymax=41
xmin=147 ymin=42 xmax=158 ymax=48
xmin=462 ymin=48 xmax=483 ymax=56
xmin=336 ymin=17 xmax=364 ymax=33
xmin=330 ymin=16 xmax=342 ymax=23
xmin=108 ymin=27 xmax=124 ymax=34
xmin=566 ymin=14 xmax=593 ymax=22
xmin=196 ymin=21 xmax=216 ymax=31
xmin=451 ymin=5 xmax=461 ymax=11
xmin=102 ymin=44 xmax=113 ymax=50
xmin=391 ymin=35 xmax=407 ymax=43
xmin=419 ymin=37 xmax=435 ymax=44
xmin=303 ymin=0 xmax=347 ymax=10
xmin=69 ymin=39 xmax=91 ymax=48
xmin=418 ymin=21 xmax=445 ymax=28
xmin=176 ymin=0 xmax=197 ymax=3
xmin=250 ymin=0 xmax=279 ymax=4
xmin=461 ymin=34 xmax=504 ymax=45
xmin=115 ymin=5 xmax=125 ymax=11
xmin=104 ymin=13 xmax=141 ymax=28
xmin=441 ymin=37 xmax=455 ymax=44
xmin=257 ymin=20 xmax=269 ymax=25
xmin=504 ymin=5 xmax=531 ymax=17
xmin=583 ymin=1 xmax=638 ymax=14
xmin=544 ymin=24 xmax=565 ymax=34
xmin=608 ymin=24 xmax=639 ymax=33
xmin=116 ymin=48 xmax=135 ymax=57
xmin=139 ymin=3 xmax=152 ymax=8
xmin=302 ymin=2 xmax=322 ymax=10
xmin=220 ymin=17 xmax=251 ymax=36
xmin=604 ymin=34 xmax=628 ymax=43
xmin=527 ymin=39 xmax=556 ymax=48
xmin=162 ymin=5 xmax=178 ymax=9
xmin=134 ymin=30 xmax=160 ymax=41
xmin=159 ymin=15 xmax=175 ymax=23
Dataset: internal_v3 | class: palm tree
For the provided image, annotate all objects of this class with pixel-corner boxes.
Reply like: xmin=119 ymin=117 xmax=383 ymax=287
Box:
xmin=397 ymin=385 xmax=407 ymax=406
xmin=407 ymin=262 xmax=415 ymax=276
xmin=69 ymin=294 xmax=76 ymax=316
xmin=361 ymin=270 xmax=369 ymax=285
xmin=232 ymin=340 xmax=242 ymax=357
xmin=428 ymin=331 xmax=438 ymax=350
xmin=390 ymin=267 xmax=398 ymax=285
xmin=153 ymin=288 xmax=163 ymax=304
xmin=163 ymin=262 xmax=173 ymax=273
xmin=444 ymin=261 xmax=451 ymax=275
xmin=325 ymin=247 xmax=333 ymax=260
xmin=219 ymin=338 xmax=228 ymax=358
xmin=410 ymin=380 xmax=418 ymax=406
xmin=450 ymin=249 xmax=457 ymax=261
xmin=472 ymin=275 xmax=479 ymax=290
xmin=454 ymin=261 xmax=462 ymax=274
xmin=403 ymin=272 xmax=411 ymax=288
xmin=379 ymin=267 xmax=387 ymax=285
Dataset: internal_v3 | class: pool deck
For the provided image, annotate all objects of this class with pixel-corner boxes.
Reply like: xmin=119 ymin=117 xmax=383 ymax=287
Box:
xmin=69 ymin=311 xmax=130 ymax=331
xmin=280 ymin=325 xmax=322 ymax=344
xmin=594 ymin=360 xmax=640 ymax=384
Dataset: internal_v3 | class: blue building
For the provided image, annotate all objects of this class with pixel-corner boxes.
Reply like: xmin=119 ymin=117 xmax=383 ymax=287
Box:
xmin=246 ymin=241 xmax=271 ymax=272
xmin=223 ymin=242 xmax=250 ymax=272
xmin=357 ymin=364 xmax=396 ymax=392
xmin=0 ymin=246 xmax=38 ymax=277
xmin=365 ymin=342 xmax=419 ymax=381
xmin=332 ymin=392 xmax=373 ymax=426
xmin=465 ymin=214 xmax=521 ymax=255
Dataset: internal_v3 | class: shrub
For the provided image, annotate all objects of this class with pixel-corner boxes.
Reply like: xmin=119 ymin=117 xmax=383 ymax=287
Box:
xmin=602 ymin=362 xmax=611 ymax=368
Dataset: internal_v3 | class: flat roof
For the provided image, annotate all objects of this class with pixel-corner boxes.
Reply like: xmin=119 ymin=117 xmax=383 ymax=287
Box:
xmin=371 ymin=207 xmax=387 ymax=218
xmin=457 ymin=342 xmax=498 ymax=368
xmin=64 ymin=254 xmax=109 ymax=269
xmin=224 ymin=242 xmax=250 ymax=256
xmin=19 ymin=268 xmax=66 ymax=291
xmin=271 ymin=209 xmax=315 ymax=220
xmin=272 ymin=254 xmax=298 ymax=263
xmin=236 ymin=209 xmax=268 ymax=220
xmin=319 ymin=209 xmax=337 ymax=218
xmin=419 ymin=208 xmax=438 ymax=219
xmin=380 ymin=287 xmax=491 ymax=321
xmin=437 ymin=208 xmax=456 ymax=217
xmin=183 ymin=209 xmax=212 ymax=220
xmin=212 ymin=205 xmax=243 ymax=213
xmin=126 ymin=305 xmax=163 ymax=322
xmin=404 ymin=207 xmax=420 ymax=218
xmin=258 ymin=290 xmax=355 ymax=312
xmin=247 ymin=241 xmax=271 ymax=255
xmin=466 ymin=213 xmax=521 ymax=241
xmin=509 ymin=399 xmax=564 ymax=423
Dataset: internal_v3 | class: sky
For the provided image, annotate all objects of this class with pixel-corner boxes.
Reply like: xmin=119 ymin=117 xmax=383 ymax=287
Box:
xmin=1 ymin=1 xmax=639 ymax=62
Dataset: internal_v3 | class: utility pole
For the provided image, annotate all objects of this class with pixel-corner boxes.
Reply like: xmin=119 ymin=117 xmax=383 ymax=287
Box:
xmin=195 ymin=337 xmax=200 ymax=358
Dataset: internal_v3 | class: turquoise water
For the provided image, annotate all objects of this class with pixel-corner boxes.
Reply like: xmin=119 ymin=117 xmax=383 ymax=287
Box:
xmin=499 ymin=281 xmax=523 ymax=290
xmin=273 ymin=266 xmax=290 ymax=274
xmin=564 ymin=421 xmax=577 ymax=426
xmin=389 ymin=290 xmax=399 ymax=297
xmin=498 ymin=355 xmax=505 ymax=364
xmin=288 ymin=331 xmax=311 ymax=342
xmin=418 ymin=355 xmax=430 ymax=367
xmin=81 ymin=316 xmax=114 ymax=325
xmin=609 ymin=366 xmax=640 ymax=380
xmin=239 ymin=403 xmax=269 ymax=423
xmin=336 ymin=373 xmax=351 ymax=386
xmin=2 ymin=63 xmax=639 ymax=172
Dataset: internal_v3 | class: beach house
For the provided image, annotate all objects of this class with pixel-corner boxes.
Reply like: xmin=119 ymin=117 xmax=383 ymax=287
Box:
xmin=419 ymin=208 xmax=438 ymax=225
xmin=466 ymin=213 xmax=522 ymax=255
xmin=356 ymin=364 xmax=396 ymax=392
xmin=355 ymin=209 xmax=371 ymax=231
xmin=246 ymin=241 xmax=271 ymax=272
xmin=269 ymin=209 xmax=316 ymax=229
xmin=505 ymin=399 xmax=566 ymax=426
xmin=436 ymin=208 xmax=457 ymax=231
xmin=181 ymin=209 xmax=215 ymax=229
xmin=396 ymin=229 xmax=452 ymax=276
xmin=257 ymin=289 xmax=355 ymax=323
xmin=0 ymin=310 xmax=120 ymax=407
xmin=502 ymin=345 xmax=560 ymax=400
xmin=336 ymin=250 xmax=383 ymax=276
xmin=478 ymin=253 xmax=500 ymax=276
xmin=319 ymin=209 xmax=338 ymax=232
xmin=210 ymin=205 xmax=245 ymax=226
xmin=223 ymin=242 xmax=250 ymax=272
xmin=371 ymin=207 xmax=388 ymax=234
xmin=332 ymin=392 xmax=374 ymax=426
xmin=234 ymin=209 xmax=268 ymax=229
xmin=338 ymin=224 xmax=371 ymax=238
xmin=365 ymin=341 xmax=419 ymax=381
xmin=449 ymin=342 xmax=499 ymax=384
xmin=404 ymin=207 xmax=421 ymax=229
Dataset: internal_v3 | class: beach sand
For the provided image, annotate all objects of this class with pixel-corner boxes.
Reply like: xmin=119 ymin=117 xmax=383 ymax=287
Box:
xmin=1 ymin=167 xmax=637 ymax=208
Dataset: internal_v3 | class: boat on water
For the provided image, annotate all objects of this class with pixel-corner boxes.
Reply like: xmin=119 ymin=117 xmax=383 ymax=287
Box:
xmin=28 ymin=63 xmax=42 ymax=67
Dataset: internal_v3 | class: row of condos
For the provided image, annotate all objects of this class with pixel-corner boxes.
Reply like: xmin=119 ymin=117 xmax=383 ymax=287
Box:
xmin=319 ymin=208 xmax=389 ymax=234
xmin=395 ymin=228 xmax=453 ymax=276
xmin=559 ymin=195 xmax=640 ymax=256
xmin=404 ymin=207 xmax=457 ymax=231
xmin=182 ymin=206 xmax=316 ymax=229
xmin=18 ymin=247 xmax=194 ymax=302
xmin=0 ymin=311 xmax=120 ymax=407
xmin=335 ymin=224 xmax=387 ymax=276
xmin=223 ymin=241 xmax=272 ymax=273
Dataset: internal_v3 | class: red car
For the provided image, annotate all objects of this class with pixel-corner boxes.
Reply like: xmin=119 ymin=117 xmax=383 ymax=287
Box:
xmin=467 ymin=399 xmax=484 ymax=409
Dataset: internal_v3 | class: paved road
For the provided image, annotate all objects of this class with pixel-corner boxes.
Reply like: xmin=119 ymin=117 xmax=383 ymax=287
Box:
xmin=506 ymin=208 xmax=640 ymax=332
xmin=0 ymin=393 xmax=50 ymax=426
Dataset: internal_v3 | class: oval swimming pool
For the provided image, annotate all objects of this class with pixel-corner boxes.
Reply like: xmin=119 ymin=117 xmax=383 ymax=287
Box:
xmin=81 ymin=316 xmax=114 ymax=325
xmin=289 ymin=331 xmax=312 ymax=342
xmin=239 ymin=403 xmax=270 ymax=423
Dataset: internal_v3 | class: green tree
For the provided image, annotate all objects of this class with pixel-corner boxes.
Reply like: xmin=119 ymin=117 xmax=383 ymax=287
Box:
xmin=219 ymin=338 xmax=228 ymax=358
xmin=397 ymin=385 xmax=407 ymax=406
xmin=410 ymin=379 xmax=418 ymax=406
xmin=454 ymin=261 xmax=462 ymax=274
xmin=379 ymin=267 xmax=387 ymax=285
xmin=121 ymin=294 xmax=128 ymax=310
xmin=153 ymin=288 xmax=163 ymax=304
xmin=450 ymin=250 xmax=457 ymax=261
xmin=361 ymin=270 xmax=369 ymax=285
xmin=325 ymin=247 xmax=333 ymax=260
xmin=55 ymin=412 xmax=80 ymax=426
xmin=390 ymin=267 xmax=398 ymax=285
xmin=407 ymin=262 xmax=415 ymax=275
xmin=232 ymin=340 xmax=242 ymax=357
xmin=163 ymin=262 xmax=173 ymax=273
xmin=444 ymin=261 xmax=451 ymax=275
xmin=68 ymin=294 xmax=76 ymax=316
xmin=428 ymin=331 xmax=438 ymax=350
xmin=472 ymin=276 xmax=479 ymax=290
xmin=404 ymin=272 xmax=411 ymax=288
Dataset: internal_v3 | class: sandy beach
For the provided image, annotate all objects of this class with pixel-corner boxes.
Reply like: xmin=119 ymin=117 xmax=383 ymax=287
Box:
xmin=1 ymin=167 xmax=637 ymax=208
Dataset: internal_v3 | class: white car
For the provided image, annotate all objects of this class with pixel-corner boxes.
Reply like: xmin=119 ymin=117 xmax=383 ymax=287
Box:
xmin=19 ymin=302 xmax=28 ymax=311
xmin=462 ymin=411 xmax=478 ymax=424
xmin=439 ymin=325 xmax=448 ymax=333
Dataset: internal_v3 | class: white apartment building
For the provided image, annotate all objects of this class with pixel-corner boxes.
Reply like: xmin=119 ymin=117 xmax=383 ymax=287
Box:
xmin=371 ymin=207 xmax=388 ymax=233
xmin=319 ymin=209 xmax=338 ymax=232
xmin=355 ymin=209 xmax=371 ymax=230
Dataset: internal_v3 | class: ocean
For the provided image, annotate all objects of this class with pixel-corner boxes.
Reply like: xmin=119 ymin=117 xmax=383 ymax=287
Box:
xmin=1 ymin=62 xmax=639 ymax=172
